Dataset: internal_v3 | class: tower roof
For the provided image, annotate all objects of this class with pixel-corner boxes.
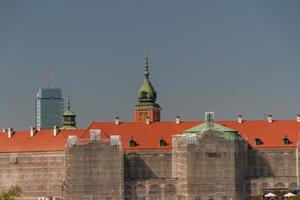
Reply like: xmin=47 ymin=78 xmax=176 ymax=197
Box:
xmin=62 ymin=93 xmax=77 ymax=129
xmin=137 ymin=48 xmax=158 ymax=104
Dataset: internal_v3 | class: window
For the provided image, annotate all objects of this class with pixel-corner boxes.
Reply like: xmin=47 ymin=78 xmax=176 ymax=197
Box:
xmin=149 ymin=184 xmax=161 ymax=195
xmin=90 ymin=129 xmax=101 ymax=141
xmin=159 ymin=138 xmax=167 ymax=147
xmin=164 ymin=184 xmax=176 ymax=195
xmin=255 ymin=138 xmax=263 ymax=145
xmin=129 ymin=137 xmax=138 ymax=147
xmin=283 ymin=137 xmax=290 ymax=145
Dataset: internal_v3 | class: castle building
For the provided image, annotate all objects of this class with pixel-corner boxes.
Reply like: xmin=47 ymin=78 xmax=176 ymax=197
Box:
xmin=1 ymin=51 xmax=300 ymax=200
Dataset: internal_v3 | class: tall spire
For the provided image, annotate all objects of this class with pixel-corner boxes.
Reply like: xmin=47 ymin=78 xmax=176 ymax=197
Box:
xmin=134 ymin=48 xmax=161 ymax=122
xmin=144 ymin=47 xmax=150 ymax=80
xmin=67 ymin=91 xmax=71 ymax=110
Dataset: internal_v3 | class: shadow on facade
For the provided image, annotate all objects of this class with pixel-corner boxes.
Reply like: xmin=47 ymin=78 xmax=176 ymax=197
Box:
xmin=246 ymin=149 xmax=274 ymax=195
xmin=124 ymin=154 xmax=159 ymax=179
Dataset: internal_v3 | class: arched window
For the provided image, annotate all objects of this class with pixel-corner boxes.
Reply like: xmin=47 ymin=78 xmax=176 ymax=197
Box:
xmin=149 ymin=184 xmax=161 ymax=195
xmin=124 ymin=185 xmax=132 ymax=199
xmin=164 ymin=184 xmax=177 ymax=195
xmin=289 ymin=183 xmax=297 ymax=190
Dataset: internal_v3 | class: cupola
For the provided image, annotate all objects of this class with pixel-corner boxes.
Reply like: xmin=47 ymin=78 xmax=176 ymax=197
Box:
xmin=62 ymin=93 xmax=77 ymax=129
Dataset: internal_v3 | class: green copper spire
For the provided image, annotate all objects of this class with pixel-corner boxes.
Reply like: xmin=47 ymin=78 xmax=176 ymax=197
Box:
xmin=62 ymin=92 xmax=77 ymax=129
xmin=137 ymin=48 xmax=159 ymax=105
xmin=134 ymin=48 xmax=161 ymax=122
xmin=144 ymin=47 xmax=150 ymax=80
xmin=67 ymin=93 xmax=71 ymax=110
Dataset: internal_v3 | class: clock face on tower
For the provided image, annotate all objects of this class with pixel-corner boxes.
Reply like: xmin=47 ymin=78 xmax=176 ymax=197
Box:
xmin=139 ymin=112 xmax=148 ymax=121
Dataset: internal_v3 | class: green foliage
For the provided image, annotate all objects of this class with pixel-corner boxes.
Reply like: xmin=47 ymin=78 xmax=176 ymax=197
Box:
xmin=289 ymin=196 xmax=300 ymax=200
xmin=0 ymin=186 xmax=22 ymax=200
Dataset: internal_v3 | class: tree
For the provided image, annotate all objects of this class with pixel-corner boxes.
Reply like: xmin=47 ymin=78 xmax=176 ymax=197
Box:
xmin=0 ymin=186 xmax=22 ymax=200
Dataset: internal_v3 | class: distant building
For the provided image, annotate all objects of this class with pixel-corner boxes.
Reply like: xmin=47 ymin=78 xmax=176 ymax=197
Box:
xmin=35 ymin=88 xmax=64 ymax=129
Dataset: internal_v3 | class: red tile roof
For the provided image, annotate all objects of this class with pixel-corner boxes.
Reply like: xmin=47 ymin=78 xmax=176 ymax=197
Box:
xmin=82 ymin=120 xmax=300 ymax=150
xmin=0 ymin=129 xmax=85 ymax=153
xmin=221 ymin=120 xmax=300 ymax=149
xmin=81 ymin=121 xmax=199 ymax=151
xmin=1 ymin=120 xmax=300 ymax=153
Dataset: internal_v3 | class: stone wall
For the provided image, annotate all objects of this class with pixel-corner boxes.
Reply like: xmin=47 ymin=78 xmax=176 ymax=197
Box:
xmin=172 ymin=130 xmax=248 ymax=200
xmin=0 ymin=137 xmax=299 ymax=200
xmin=0 ymin=151 xmax=64 ymax=200
xmin=65 ymin=140 xmax=124 ymax=200
xmin=125 ymin=179 xmax=178 ymax=200
xmin=124 ymin=151 xmax=172 ymax=180
xmin=247 ymin=148 xmax=297 ymax=196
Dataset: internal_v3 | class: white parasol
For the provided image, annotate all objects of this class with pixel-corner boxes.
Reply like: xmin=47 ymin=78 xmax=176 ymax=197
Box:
xmin=284 ymin=192 xmax=296 ymax=197
xmin=264 ymin=192 xmax=277 ymax=197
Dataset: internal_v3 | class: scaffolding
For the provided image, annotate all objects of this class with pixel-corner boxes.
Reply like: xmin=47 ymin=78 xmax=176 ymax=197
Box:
xmin=64 ymin=136 xmax=124 ymax=200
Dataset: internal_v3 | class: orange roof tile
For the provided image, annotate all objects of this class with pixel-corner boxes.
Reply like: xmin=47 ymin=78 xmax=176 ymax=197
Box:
xmin=0 ymin=129 xmax=85 ymax=153
xmin=81 ymin=121 xmax=199 ymax=151
xmin=1 ymin=120 xmax=300 ymax=153
xmin=221 ymin=120 xmax=300 ymax=149
xmin=82 ymin=120 xmax=300 ymax=150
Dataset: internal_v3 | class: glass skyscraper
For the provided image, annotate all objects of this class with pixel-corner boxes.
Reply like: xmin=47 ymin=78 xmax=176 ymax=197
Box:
xmin=36 ymin=88 xmax=64 ymax=129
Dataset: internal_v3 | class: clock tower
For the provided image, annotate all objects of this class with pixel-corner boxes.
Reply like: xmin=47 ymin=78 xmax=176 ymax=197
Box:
xmin=134 ymin=48 xmax=161 ymax=122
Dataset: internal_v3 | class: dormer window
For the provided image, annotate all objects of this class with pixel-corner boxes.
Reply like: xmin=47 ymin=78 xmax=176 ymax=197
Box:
xmin=129 ymin=137 xmax=138 ymax=147
xmin=255 ymin=138 xmax=263 ymax=146
xmin=283 ymin=136 xmax=290 ymax=145
xmin=159 ymin=138 xmax=167 ymax=147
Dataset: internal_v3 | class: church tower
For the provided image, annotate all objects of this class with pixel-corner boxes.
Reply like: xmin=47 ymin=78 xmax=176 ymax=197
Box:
xmin=134 ymin=48 xmax=161 ymax=122
xmin=62 ymin=93 xmax=77 ymax=129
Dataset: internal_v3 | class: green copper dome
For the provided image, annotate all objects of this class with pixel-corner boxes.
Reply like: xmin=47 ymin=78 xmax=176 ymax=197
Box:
xmin=138 ymin=78 xmax=157 ymax=102
xmin=183 ymin=113 xmax=240 ymax=140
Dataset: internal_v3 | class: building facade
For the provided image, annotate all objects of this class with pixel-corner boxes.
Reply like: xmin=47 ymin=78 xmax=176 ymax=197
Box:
xmin=0 ymin=53 xmax=300 ymax=199
xmin=36 ymin=88 xmax=64 ymax=129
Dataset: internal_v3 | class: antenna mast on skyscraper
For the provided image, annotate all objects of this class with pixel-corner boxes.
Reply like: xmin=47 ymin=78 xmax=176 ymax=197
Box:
xmin=42 ymin=69 xmax=56 ymax=88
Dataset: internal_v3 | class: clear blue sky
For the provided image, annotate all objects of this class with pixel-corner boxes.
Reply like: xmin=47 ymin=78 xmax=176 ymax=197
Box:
xmin=0 ymin=0 xmax=300 ymax=129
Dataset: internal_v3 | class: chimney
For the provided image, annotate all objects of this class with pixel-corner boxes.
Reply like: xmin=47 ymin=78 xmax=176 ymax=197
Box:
xmin=115 ymin=117 xmax=120 ymax=125
xmin=267 ymin=115 xmax=273 ymax=123
xmin=145 ymin=116 xmax=150 ymax=125
xmin=297 ymin=114 xmax=300 ymax=123
xmin=8 ymin=128 xmax=14 ymax=138
xmin=175 ymin=116 xmax=181 ymax=124
xmin=53 ymin=126 xmax=59 ymax=136
xmin=237 ymin=115 xmax=243 ymax=124
xmin=30 ymin=127 xmax=37 ymax=137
